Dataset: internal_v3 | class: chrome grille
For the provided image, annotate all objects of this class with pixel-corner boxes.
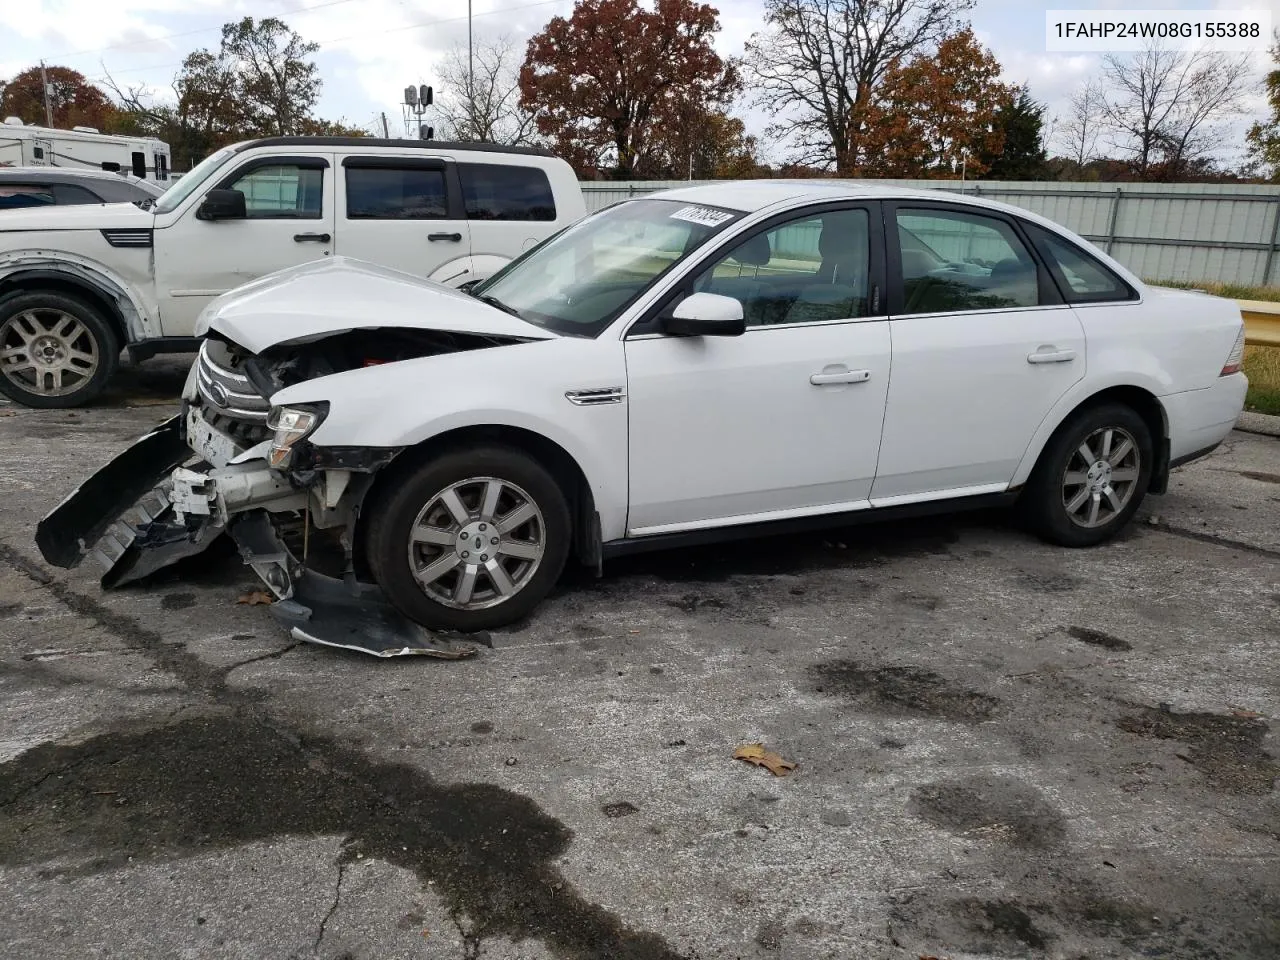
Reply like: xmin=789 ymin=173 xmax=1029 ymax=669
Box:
xmin=196 ymin=340 xmax=270 ymax=422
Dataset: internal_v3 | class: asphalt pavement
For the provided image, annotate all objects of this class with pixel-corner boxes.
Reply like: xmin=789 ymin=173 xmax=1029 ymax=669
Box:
xmin=1 ymin=356 xmax=1277 ymax=960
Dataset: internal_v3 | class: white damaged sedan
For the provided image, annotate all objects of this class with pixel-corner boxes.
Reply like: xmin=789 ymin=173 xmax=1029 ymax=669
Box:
xmin=36 ymin=182 xmax=1248 ymax=652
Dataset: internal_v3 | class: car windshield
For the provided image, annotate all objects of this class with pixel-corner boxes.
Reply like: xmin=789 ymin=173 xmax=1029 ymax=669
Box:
xmin=473 ymin=198 xmax=743 ymax=336
xmin=153 ymin=147 xmax=236 ymax=214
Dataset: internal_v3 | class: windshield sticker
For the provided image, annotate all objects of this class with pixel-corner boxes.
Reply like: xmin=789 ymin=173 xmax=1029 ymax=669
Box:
xmin=669 ymin=205 xmax=734 ymax=227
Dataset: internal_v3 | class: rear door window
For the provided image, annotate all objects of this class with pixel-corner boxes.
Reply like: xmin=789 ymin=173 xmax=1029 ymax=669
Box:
xmin=458 ymin=163 xmax=556 ymax=221
xmin=345 ymin=166 xmax=448 ymax=219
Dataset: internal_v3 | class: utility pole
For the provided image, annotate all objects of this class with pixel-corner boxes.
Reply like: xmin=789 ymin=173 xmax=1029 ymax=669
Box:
xmin=40 ymin=61 xmax=53 ymax=128
xmin=380 ymin=112 xmax=389 ymax=139
xmin=468 ymin=0 xmax=474 ymax=112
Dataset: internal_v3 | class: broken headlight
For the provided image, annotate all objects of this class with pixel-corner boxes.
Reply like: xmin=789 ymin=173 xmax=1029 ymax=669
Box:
xmin=266 ymin=402 xmax=329 ymax=469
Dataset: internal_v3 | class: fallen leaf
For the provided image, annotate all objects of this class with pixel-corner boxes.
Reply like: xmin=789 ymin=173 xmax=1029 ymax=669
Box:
xmin=733 ymin=743 xmax=797 ymax=777
xmin=236 ymin=590 xmax=275 ymax=606
xmin=0 ymin=410 xmax=16 ymax=417
xmin=1230 ymin=707 xmax=1264 ymax=718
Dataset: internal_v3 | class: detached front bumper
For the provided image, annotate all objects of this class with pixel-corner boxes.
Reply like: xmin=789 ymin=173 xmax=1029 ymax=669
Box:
xmin=34 ymin=411 xmax=481 ymax=658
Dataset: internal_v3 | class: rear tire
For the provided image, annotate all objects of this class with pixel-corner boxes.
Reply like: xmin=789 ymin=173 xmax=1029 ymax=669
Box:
xmin=365 ymin=445 xmax=571 ymax=632
xmin=1021 ymin=402 xmax=1153 ymax=547
xmin=0 ymin=290 xmax=119 ymax=408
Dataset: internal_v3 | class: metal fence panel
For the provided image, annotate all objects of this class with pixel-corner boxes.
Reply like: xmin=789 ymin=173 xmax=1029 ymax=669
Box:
xmin=580 ymin=179 xmax=1280 ymax=286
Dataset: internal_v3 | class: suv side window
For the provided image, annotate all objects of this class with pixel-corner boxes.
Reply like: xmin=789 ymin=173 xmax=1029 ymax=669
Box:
xmin=227 ymin=164 xmax=324 ymax=219
xmin=693 ymin=208 xmax=873 ymax=327
xmin=458 ymin=163 xmax=555 ymax=221
xmin=894 ymin=207 xmax=1040 ymax=314
xmin=0 ymin=184 xmax=55 ymax=210
xmin=346 ymin=165 xmax=448 ymax=219
xmin=52 ymin=183 xmax=104 ymax=205
xmin=1024 ymin=223 xmax=1138 ymax=303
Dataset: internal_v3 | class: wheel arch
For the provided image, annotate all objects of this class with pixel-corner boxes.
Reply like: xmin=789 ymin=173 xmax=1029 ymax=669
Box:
xmin=0 ymin=264 xmax=147 ymax=346
xmin=358 ymin=423 xmax=601 ymax=571
xmin=1012 ymin=383 xmax=1170 ymax=493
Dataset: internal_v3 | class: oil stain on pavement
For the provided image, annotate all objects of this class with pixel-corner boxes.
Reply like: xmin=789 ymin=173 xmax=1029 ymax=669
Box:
xmin=0 ymin=713 xmax=684 ymax=960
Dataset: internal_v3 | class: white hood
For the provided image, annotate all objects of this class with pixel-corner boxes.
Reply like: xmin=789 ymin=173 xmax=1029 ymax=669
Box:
xmin=196 ymin=256 xmax=557 ymax=354
xmin=0 ymin=201 xmax=154 ymax=232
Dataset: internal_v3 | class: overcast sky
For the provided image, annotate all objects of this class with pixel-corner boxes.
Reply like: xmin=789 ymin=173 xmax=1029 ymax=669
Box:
xmin=2 ymin=0 xmax=1276 ymax=166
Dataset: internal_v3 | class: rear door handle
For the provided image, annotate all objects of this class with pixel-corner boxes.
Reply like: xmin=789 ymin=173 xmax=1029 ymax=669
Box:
xmin=1027 ymin=347 xmax=1077 ymax=364
xmin=429 ymin=232 xmax=463 ymax=242
xmin=810 ymin=369 xmax=871 ymax=385
xmin=294 ymin=232 xmax=331 ymax=243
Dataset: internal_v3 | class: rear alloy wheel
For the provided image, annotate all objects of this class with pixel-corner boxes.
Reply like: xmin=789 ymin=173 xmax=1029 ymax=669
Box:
xmin=0 ymin=291 xmax=119 ymax=408
xmin=1022 ymin=402 xmax=1153 ymax=547
xmin=367 ymin=447 xmax=571 ymax=632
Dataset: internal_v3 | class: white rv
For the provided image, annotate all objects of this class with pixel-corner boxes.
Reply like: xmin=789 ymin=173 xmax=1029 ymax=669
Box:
xmin=0 ymin=117 xmax=171 ymax=183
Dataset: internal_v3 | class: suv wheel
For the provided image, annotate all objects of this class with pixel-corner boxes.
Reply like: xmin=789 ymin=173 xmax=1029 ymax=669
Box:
xmin=366 ymin=446 xmax=571 ymax=632
xmin=1022 ymin=402 xmax=1153 ymax=547
xmin=0 ymin=291 xmax=119 ymax=408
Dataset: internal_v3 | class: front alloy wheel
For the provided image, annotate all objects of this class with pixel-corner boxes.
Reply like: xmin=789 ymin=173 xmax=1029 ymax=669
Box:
xmin=408 ymin=477 xmax=546 ymax=610
xmin=367 ymin=446 xmax=571 ymax=632
xmin=0 ymin=291 xmax=119 ymax=408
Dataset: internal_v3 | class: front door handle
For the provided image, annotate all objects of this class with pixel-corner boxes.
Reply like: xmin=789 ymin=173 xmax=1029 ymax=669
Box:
xmin=429 ymin=232 xmax=463 ymax=242
xmin=1027 ymin=347 xmax=1077 ymax=364
xmin=294 ymin=232 xmax=331 ymax=243
xmin=810 ymin=369 xmax=871 ymax=386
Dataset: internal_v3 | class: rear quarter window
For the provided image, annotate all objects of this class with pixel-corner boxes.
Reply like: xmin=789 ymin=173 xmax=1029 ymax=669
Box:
xmin=458 ymin=163 xmax=556 ymax=221
xmin=1025 ymin=223 xmax=1138 ymax=304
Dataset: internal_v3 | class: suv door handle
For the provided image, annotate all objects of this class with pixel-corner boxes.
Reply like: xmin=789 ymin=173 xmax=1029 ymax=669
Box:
xmin=294 ymin=232 xmax=331 ymax=243
xmin=1027 ymin=347 xmax=1076 ymax=364
xmin=810 ymin=369 xmax=871 ymax=385
xmin=429 ymin=232 xmax=463 ymax=242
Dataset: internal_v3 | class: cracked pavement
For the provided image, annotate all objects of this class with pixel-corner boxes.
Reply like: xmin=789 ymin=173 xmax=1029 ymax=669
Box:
xmin=0 ymin=358 xmax=1278 ymax=960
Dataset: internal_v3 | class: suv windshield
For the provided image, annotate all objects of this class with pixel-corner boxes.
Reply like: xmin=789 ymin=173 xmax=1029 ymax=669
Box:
xmin=153 ymin=147 xmax=236 ymax=214
xmin=473 ymin=198 xmax=742 ymax=337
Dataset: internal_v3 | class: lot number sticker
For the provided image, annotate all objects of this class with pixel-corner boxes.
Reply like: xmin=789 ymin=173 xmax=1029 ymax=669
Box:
xmin=670 ymin=205 xmax=734 ymax=227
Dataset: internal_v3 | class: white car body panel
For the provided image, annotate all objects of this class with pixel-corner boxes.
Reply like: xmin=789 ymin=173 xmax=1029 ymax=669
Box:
xmin=197 ymin=257 xmax=555 ymax=352
xmin=871 ymin=304 xmax=1086 ymax=500
xmin=272 ymin=336 xmax=631 ymax=541
xmin=624 ymin=319 xmax=890 ymax=533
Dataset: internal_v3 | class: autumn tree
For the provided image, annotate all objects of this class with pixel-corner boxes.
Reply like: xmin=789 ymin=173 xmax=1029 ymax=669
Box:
xmin=745 ymin=0 xmax=972 ymax=174
xmin=980 ymin=86 xmax=1047 ymax=180
xmin=437 ymin=36 xmax=538 ymax=145
xmin=859 ymin=29 xmax=1013 ymax=178
xmin=1246 ymin=32 xmax=1280 ymax=180
xmin=646 ymin=106 xmax=764 ymax=178
xmin=0 ymin=66 xmax=116 ymax=130
xmin=519 ymin=0 xmax=740 ymax=178
xmin=220 ymin=17 xmax=322 ymax=137
xmin=1099 ymin=43 xmax=1250 ymax=181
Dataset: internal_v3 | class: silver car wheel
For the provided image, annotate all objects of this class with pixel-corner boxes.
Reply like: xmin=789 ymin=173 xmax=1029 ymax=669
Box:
xmin=407 ymin=476 xmax=546 ymax=610
xmin=0 ymin=309 xmax=100 ymax=398
xmin=1061 ymin=426 xmax=1141 ymax=529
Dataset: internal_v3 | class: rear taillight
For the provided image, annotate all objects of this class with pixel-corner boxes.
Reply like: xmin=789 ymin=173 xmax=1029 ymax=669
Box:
xmin=1220 ymin=326 xmax=1245 ymax=376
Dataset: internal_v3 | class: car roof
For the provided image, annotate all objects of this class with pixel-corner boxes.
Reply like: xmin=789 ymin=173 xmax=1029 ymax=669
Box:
xmin=232 ymin=137 xmax=555 ymax=158
xmin=649 ymin=179 xmax=996 ymax=212
xmin=0 ymin=167 xmax=164 ymax=195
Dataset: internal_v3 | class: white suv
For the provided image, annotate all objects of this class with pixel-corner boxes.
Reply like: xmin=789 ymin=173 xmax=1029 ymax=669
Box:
xmin=36 ymin=182 xmax=1247 ymax=653
xmin=0 ymin=136 xmax=584 ymax=407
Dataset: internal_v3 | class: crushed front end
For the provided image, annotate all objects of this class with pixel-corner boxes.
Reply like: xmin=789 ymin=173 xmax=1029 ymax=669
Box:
xmin=35 ymin=334 xmax=492 ymax=658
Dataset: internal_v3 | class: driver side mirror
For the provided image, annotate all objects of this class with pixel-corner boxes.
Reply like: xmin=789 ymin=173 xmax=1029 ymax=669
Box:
xmin=196 ymin=188 xmax=247 ymax=221
xmin=662 ymin=292 xmax=745 ymax=337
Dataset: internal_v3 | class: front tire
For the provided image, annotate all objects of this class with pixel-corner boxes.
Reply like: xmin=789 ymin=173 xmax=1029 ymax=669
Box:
xmin=365 ymin=446 xmax=572 ymax=632
xmin=0 ymin=291 xmax=119 ymax=408
xmin=1021 ymin=402 xmax=1153 ymax=547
